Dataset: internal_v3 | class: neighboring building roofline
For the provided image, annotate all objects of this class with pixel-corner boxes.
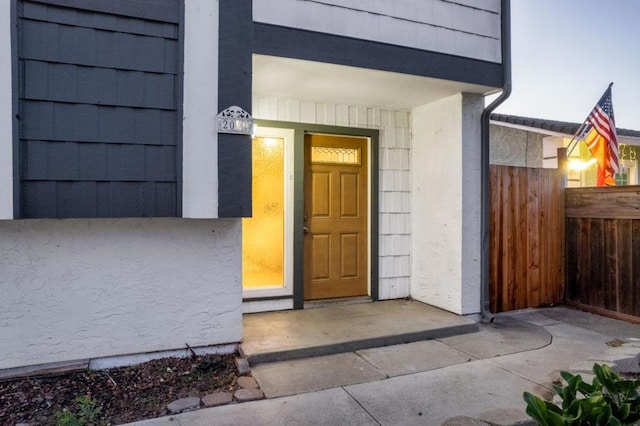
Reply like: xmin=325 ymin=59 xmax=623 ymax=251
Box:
xmin=490 ymin=113 xmax=640 ymax=139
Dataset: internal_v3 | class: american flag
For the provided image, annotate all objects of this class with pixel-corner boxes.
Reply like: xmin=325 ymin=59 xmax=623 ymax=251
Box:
xmin=582 ymin=85 xmax=619 ymax=186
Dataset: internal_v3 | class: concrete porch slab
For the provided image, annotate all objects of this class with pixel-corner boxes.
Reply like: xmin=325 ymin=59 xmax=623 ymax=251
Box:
xmin=241 ymin=299 xmax=478 ymax=364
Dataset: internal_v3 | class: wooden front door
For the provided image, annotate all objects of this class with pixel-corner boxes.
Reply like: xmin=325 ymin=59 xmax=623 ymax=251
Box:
xmin=303 ymin=134 xmax=368 ymax=300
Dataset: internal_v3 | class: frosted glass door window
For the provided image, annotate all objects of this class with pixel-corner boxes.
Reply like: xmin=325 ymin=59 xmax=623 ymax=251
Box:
xmin=242 ymin=137 xmax=285 ymax=289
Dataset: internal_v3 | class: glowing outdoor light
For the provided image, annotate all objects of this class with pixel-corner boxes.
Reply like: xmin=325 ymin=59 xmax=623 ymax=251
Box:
xmin=568 ymin=158 xmax=597 ymax=171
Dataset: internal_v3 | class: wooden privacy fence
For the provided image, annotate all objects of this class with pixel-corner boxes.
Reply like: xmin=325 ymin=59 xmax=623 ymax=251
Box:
xmin=489 ymin=165 xmax=565 ymax=312
xmin=565 ymin=186 xmax=640 ymax=321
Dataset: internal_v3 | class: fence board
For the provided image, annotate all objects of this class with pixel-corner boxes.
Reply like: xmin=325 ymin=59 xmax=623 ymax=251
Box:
xmin=566 ymin=186 xmax=640 ymax=219
xmin=633 ymin=221 xmax=640 ymax=317
xmin=617 ymin=220 xmax=633 ymax=315
xmin=565 ymin=187 xmax=640 ymax=321
xmin=527 ymin=168 xmax=541 ymax=307
xmin=490 ymin=165 xmax=564 ymax=312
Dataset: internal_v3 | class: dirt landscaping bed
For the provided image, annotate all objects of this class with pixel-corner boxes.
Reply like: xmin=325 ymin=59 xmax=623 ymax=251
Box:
xmin=0 ymin=353 xmax=242 ymax=425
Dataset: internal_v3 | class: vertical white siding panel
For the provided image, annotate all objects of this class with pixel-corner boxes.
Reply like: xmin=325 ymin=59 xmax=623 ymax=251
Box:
xmin=395 ymin=111 xmax=409 ymax=129
xmin=0 ymin=1 xmax=13 ymax=219
xmin=401 ymin=193 xmax=411 ymax=213
xmin=380 ymin=109 xmax=395 ymax=129
xmin=387 ymin=149 xmax=400 ymax=169
xmin=388 ymin=277 xmax=398 ymax=299
xmin=400 ymin=235 xmax=410 ymax=255
xmin=399 ymin=149 xmax=410 ymax=170
xmin=378 ymin=278 xmax=390 ymax=299
xmin=378 ymin=235 xmax=390 ymax=256
xmin=398 ymin=256 xmax=410 ymax=278
xmin=182 ymin=0 xmax=219 ymax=218
xmin=391 ymin=235 xmax=401 ymax=256
xmin=265 ymin=97 xmax=278 ymax=120
xmin=367 ymin=107 xmax=380 ymax=128
xmin=300 ymin=101 xmax=316 ymax=123
xmin=324 ymin=103 xmax=336 ymax=125
xmin=254 ymin=96 xmax=266 ymax=119
xmin=288 ymin=99 xmax=301 ymax=122
xmin=356 ymin=106 xmax=368 ymax=128
xmin=379 ymin=147 xmax=389 ymax=169
xmin=380 ymin=170 xmax=394 ymax=192
xmin=398 ymin=128 xmax=411 ymax=149
xmin=401 ymin=277 xmax=411 ymax=298
xmin=348 ymin=106 xmax=358 ymax=127
xmin=386 ymin=127 xmax=398 ymax=148
xmin=277 ymin=99 xmax=289 ymax=121
xmin=336 ymin=104 xmax=349 ymax=126
xmin=379 ymin=213 xmax=390 ymax=234
xmin=315 ymin=103 xmax=327 ymax=124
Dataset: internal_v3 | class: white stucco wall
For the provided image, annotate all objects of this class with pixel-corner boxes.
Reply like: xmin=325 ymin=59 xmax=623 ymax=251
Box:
xmin=253 ymin=0 xmax=501 ymax=63
xmin=182 ymin=0 xmax=219 ymax=218
xmin=0 ymin=1 xmax=12 ymax=219
xmin=0 ymin=218 xmax=242 ymax=370
xmin=411 ymin=93 xmax=483 ymax=315
xmin=253 ymin=96 xmax=412 ymax=300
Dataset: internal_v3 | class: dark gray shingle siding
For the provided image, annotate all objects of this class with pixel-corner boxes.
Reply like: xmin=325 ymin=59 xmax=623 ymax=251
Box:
xmin=18 ymin=0 xmax=180 ymax=218
xmin=26 ymin=0 xmax=179 ymax=24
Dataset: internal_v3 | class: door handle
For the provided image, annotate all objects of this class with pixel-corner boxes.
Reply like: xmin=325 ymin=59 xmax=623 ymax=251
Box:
xmin=303 ymin=226 xmax=310 ymax=234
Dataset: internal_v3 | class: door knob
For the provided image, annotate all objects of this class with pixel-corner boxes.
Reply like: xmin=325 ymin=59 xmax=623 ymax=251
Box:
xmin=303 ymin=226 xmax=310 ymax=234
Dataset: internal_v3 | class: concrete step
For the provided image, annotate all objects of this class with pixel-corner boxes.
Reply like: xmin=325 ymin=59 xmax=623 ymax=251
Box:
xmin=241 ymin=299 xmax=479 ymax=365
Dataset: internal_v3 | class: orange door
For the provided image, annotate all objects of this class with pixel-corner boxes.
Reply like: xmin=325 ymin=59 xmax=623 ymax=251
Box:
xmin=303 ymin=134 xmax=368 ymax=300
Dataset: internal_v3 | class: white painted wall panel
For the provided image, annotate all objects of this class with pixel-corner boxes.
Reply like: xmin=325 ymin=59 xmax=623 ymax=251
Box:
xmin=0 ymin=218 xmax=242 ymax=370
xmin=0 ymin=2 xmax=12 ymax=219
xmin=254 ymin=96 xmax=412 ymax=301
xmin=410 ymin=93 xmax=482 ymax=315
xmin=254 ymin=0 xmax=501 ymax=63
xmin=182 ymin=0 xmax=219 ymax=218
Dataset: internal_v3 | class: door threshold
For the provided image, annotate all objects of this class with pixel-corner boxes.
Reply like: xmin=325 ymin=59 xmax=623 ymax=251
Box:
xmin=303 ymin=296 xmax=372 ymax=309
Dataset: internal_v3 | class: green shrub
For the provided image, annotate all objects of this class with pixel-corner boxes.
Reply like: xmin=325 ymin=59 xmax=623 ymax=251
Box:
xmin=523 ymin=363 xmax=640 ymax=425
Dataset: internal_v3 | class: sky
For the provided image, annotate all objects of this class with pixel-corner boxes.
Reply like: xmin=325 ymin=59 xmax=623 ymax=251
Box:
xmin=493 ymin=0 xmax=640 ymax=130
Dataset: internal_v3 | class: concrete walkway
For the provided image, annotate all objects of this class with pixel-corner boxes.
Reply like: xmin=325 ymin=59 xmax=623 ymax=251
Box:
xmin=129 ymin=307 xmax=640 ymax=426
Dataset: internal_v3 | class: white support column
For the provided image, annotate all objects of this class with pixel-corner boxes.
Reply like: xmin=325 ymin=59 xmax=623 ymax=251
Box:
xmin=410 ymin=93 xmax=483 ymax=315
xmin=182 ymin=0 xmax=219 ymax=218
xmin=0 ymin=2 xmax=13 ymax=219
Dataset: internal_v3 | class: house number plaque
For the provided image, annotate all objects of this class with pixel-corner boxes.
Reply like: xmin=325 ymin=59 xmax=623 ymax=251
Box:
xmin=217 ymin=106 xmax=254 ymax=135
